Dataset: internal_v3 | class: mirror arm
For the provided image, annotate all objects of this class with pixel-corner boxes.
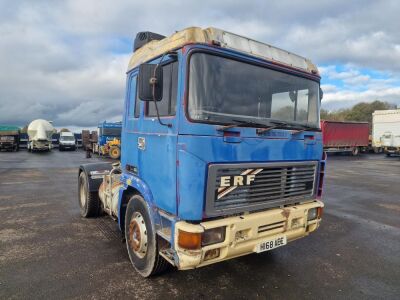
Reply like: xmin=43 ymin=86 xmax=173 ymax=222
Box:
xmin=151 ymin=52 xmax=172 ymax=128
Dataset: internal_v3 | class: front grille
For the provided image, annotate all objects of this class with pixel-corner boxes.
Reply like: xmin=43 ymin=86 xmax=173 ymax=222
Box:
xmin=205 ymin=161 xmax=318 ymax=216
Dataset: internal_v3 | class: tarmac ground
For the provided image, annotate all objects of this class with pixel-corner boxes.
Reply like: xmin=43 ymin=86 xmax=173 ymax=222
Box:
xmin=0 ymin=150 xmax=399 ymax=299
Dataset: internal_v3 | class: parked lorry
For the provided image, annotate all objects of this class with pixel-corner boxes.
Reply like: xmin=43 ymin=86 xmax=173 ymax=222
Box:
xmin=27 ymin=119 xmax=55 ymax=152
xmin=78 ymin=27 xmax=325 ymax=277
xmin=372 ymin=109 xmax=400 ymax=156
xmin=82 ymin=130 xmax=97 ymax=150
xmin=92 ymin=121 xmax=122 ymax=159
xmin=0 ymin=125 xmax=20 ymax=151
xmin=59 ymin=131 xmax=77 ymax=151
xmin=321 ymin=120 xmax=369 ymax=155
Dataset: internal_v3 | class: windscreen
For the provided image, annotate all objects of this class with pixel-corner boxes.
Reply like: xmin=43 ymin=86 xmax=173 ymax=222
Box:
xmin=0 ymin=136 xmax=14 ymax=141
xmin=188 ymin=53 xmax=320 ymax=128
xmin=100 ymin=127 xmax=121 ymax=136
xmin=60 ymin=136 xmax=75 ymax=141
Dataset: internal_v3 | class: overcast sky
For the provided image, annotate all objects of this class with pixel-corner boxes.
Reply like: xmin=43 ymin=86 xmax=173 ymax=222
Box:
xmin=1 ymin=0 xmax=399 ymax=129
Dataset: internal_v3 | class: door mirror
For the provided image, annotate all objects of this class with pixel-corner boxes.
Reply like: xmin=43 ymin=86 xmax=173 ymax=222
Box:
xmin=138 ymin=63 xmax=163 ymax=101
xmin=319 ymin=87 xmax=323 ymax=102
xmin=289 ymin=90 xmax=298 ymax=103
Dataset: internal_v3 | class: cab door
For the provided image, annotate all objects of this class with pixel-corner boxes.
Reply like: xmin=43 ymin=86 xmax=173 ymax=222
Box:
xmin=121 ymin=71 xmax=140 ymax=172
xmin=136 ymin=61 xmax=179 ymax=215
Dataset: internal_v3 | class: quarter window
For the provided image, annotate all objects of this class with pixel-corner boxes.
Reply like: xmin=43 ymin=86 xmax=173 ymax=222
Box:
xmin=128 ymin=75 xmax=139 ymax=118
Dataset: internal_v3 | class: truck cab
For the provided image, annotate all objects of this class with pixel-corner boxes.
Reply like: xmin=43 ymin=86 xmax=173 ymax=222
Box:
xmin=0 ymin=125 xmax=20 ymax=152
xmin=92 ymin=121 xmax=122 ymax=158
xmin=78 ymin=27 xmax=325 ymax=277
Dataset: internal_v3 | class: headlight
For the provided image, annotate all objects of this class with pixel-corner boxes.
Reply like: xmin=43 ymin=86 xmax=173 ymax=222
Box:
xmin=307 ymin=208 xmax=318 ymax=221
xmin=308 ymin=207 xmax=323 ymax=221
xmin=202 ymin=227 xmax=226 ymax=246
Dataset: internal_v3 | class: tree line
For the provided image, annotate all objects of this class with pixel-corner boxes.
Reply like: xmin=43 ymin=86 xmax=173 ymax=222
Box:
xmin=320 ymin=100 xmax=397 ymax=124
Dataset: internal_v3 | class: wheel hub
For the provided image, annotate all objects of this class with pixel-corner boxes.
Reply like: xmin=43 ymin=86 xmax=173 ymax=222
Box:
xmin=79 ymin=182 xmax=86 ymax=208
xmin=128 ymin=212 xmax=148 ymax=258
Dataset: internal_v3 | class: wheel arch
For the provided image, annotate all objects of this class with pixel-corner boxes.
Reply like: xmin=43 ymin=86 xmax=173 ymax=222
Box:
xmin=118 ymin=175 xmax=158 ymax=232
xmin=78 ymin=162 xmax=113 ymax=192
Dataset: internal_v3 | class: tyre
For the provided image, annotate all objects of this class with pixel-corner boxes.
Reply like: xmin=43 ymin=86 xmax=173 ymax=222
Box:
xmin=78 ymin=172 xmax=100 ymax=218
xmin=125 ymin=195 xmax=169 ymax=277
xmin=59 ymin=146 xmax=62 ymax=151
xmin=109 ymin=146 xmax=121 ymax=159
xmin=351 ymin=147 xmax=359 ymax=156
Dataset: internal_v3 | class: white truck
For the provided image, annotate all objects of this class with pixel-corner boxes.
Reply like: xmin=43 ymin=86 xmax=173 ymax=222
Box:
xmin=59 ymin=132 xmax=76 ymax=151
xmin=372 ymin=109 xmax=400 ymax=156
xmin=27 ymin=119 xmax=55 ymax=152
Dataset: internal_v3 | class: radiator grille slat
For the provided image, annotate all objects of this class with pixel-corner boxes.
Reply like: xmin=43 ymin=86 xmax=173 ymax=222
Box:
xmin=207 ymin=162 xmax=317 ymax=215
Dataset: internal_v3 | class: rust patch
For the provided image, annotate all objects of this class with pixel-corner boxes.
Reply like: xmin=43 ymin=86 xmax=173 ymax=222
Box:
xmin=281 ymin=208 xmax=291 ymax=218
xmin=281 ymin=208 xmax=291 ymax=230
xmin=128 ymin=219 xmax=141 ymax=252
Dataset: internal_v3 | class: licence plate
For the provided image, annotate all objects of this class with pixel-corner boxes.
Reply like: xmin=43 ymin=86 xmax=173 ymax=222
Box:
xmin=256 ymin=236 xmax=287 ymax=253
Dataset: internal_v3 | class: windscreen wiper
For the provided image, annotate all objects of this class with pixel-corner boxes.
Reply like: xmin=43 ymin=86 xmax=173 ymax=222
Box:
xmin=268 ymin=120 xmax=319 ymax=133
xmin=217 ymin=119 xmax=273 ymax=131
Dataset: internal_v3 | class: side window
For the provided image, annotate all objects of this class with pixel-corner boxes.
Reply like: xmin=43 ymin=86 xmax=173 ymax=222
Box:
xmin=146 ymin=61 xmax=178 ymax=117
xmin=134 ymin=84 xmax=140 ymax=118
xmin=128 ymin=75 xmax=139 ymax=118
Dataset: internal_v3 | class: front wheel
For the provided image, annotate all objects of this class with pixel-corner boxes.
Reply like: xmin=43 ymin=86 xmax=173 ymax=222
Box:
xmin=125 ymin=195 xmax=168 ymax=277
xmin=78 ymin=172 xmax=100 ymax=218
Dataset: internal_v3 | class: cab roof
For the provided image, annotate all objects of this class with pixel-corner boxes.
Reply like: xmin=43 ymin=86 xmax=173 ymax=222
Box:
xmin=128 ymin=27 xmax=319 ymax=75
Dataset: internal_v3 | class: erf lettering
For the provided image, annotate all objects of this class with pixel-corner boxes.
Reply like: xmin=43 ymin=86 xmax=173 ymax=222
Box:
xmin=220 ymin=174 xmax=256 ymax=187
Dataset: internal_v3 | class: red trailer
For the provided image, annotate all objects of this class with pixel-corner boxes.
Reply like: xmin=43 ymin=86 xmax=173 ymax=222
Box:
xmin=321 ymin=120 xmax=369 ymax=155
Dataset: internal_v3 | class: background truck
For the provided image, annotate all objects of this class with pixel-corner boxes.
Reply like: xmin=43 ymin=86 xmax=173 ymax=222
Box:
xmin=372 ymin=109 xmax=400 ymax=156
xmin=78 ymin=27 xmax=325 ymax=277
xmin=59 ymin=131 xmax=77 ymax=151
xmin=321 ymin=120 xmax=369 ymax=155
xmin=0 ymin=125 xmax=20 ymax=151
xmin=92 ymin=121 xmax=122 ymax=159
xmin=82 ymin=130 xmax=98 ymax=151
xmin=27 ymin=119 xmax=55 ymax=152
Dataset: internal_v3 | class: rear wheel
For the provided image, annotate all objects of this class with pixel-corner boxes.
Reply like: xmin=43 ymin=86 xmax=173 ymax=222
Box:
xmin=351 ymin=147 xmax=359 ymax=156
xmin=109 ymin=146 xmax=120 ymax=159
xmin=125 ymin=195 xmax=169 ymax=277
xmin=78 ymin=172 xmax=100 ymax=218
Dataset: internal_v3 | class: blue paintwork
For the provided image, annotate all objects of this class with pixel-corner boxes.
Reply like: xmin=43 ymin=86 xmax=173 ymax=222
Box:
xmin=118 ymin=43 xmax=323 ymax=226
xmin=97 ymin=121 xmax=122 ymax=146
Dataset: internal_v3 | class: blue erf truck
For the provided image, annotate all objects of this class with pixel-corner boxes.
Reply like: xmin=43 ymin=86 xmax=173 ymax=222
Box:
xmin=78 ymin=27 xmax=326 ymax=277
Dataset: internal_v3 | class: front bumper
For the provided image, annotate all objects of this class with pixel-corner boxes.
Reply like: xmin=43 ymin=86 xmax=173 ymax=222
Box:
xmin=0 ymin=142 xmax=16 ymax=149
xmin=174 ymin=200 xmax=323 ymax=270
xmin=385 ymin=147 xmax=400 ymax=154
xmin=60 ymin=144 xmax=76 ymax=148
